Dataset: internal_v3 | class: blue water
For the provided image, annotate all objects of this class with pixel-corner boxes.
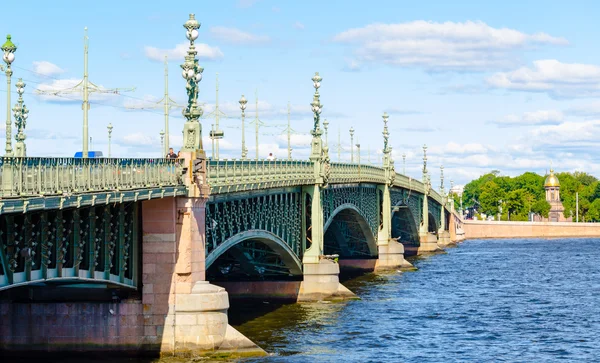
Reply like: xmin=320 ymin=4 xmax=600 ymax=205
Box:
xmin=236 ymin=238 xmax=600 ymax=362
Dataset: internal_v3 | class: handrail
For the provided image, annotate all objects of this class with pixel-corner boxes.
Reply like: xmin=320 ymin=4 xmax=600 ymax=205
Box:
xmin=0 ymin=157 xmax=184 ymax=198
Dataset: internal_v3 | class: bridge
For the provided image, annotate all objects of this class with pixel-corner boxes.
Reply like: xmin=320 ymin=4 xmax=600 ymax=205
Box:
xmin=0 ymin=14 xmax=464 ymax=358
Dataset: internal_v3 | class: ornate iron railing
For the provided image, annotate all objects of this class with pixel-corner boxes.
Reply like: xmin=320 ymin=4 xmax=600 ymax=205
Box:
xmin=329 ymin=163 xmax=386 ymax=184
xmin=0 ymin=157 xmax=183 ymax=198
xmin=206 ymin=159 xmax=315 ymax=194
xmin=392 ymin=173 xmax=444 ymax=205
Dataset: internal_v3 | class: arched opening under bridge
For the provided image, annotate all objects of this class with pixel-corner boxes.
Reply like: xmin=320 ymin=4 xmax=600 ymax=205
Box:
xmin=323 ymin=205 xmax=378 ymax=277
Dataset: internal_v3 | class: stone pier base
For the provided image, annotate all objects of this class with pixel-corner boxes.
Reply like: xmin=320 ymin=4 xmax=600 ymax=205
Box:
xmin=162 ymin=281 xmax=265 ymax=356
xmin=0 ymin=282 xmax=266 ymax=358
xmin=437 ymin=231 xmax=454 ymax=248
xmin=418 ymin=233 xmax=442 ymax=254
xmin=298 ymin=259 xmax=356 ymax=301
xmin=375 ymin=240 xmax=413 ymax=271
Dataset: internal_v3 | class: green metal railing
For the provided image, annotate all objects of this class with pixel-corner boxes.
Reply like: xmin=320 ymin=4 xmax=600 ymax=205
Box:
xmin=0 ymin=157 xmax=183 ymax=198
xmin=329 ymin=162 xmax=386 ymax=184
xmin=206 ymin=159 xmax=315 ymax=194
xmin=206 ymin=159 xmax=445 ymax=207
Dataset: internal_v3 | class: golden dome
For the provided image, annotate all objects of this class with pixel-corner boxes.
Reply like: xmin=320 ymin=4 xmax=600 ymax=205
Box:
xmin=544 ymin=169 xmax=560 ymax=187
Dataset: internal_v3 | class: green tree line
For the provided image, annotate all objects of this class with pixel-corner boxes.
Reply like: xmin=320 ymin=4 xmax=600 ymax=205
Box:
xmin=451 ymin=170 xmax=600 ymax=222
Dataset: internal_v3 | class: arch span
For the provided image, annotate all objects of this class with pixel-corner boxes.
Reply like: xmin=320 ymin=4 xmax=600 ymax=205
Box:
xmin=323 ymin=204 xmax=378 ymax=258
xmin=428 ymin=212 xmax=438 ymax=234
xmin=391 ymin=206 xmax=419 ymax=244
xmin=206 ymin=230 xmax=303 ymax=277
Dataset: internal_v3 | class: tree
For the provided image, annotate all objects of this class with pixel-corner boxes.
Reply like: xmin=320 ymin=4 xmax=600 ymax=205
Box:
xmin=587 ymin=199 xmax=600 ymax=222
xmin=573 ymin=171 xmax=597 ymax=187
xmin=478 ymin=181 xmax=505 ymax=216
xmin=532 ymin=199 xmax=550 ymax=218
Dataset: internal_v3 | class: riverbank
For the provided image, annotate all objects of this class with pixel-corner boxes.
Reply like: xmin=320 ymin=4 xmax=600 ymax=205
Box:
xmin=463 ymin=220 xmax=600 ymax=239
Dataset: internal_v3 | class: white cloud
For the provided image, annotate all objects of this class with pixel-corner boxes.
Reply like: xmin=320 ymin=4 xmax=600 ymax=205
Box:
xmin=34 ymin=79 xmax=121 ymax=103
xmin=209 ymin=26 xmax=270 ymax=45
xmin=120 ymin=132 xmax=155 ymax=147
xmin=201 ymin=100 xmax=314 ymax=121
xmin=276 ymin=133 xmax=312 ymax=148
xmin=293 ymin=22 xmax=305 ymax=30
xmin=492 ymin=110 xmax=564 ymax=127
xmin=333 ymin=21 xmax=567 ymax=72
xmin=32 ymin=61 xmax=65 ymax=77
xmin=487 ymin=59 xmax=600 ymax=98
xmin=343 ymin=59 xmax=362 ymax=72
xmin=144 ymin=42 xmax=224 ymax=62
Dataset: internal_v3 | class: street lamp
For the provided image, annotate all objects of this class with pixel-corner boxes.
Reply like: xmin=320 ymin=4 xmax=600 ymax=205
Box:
xmin=180 ymin=14 xmax=204 ymax=153
xmin=422 ymin=144 xmax=428 ymax=182
xmin=309 ymin=72 xmax=324 ymax=162
xmin=159 ymin=129 xmax=165 ymax=157
xmin=349 ymin=127 xmax=355 ymax=163
xmin=356 ymin=143 xmax=361 ymax=167
xmin=440 ymin=164 xmax=445 ymax=195
xmin=323 ymin=119 xmax=329 ymax=147
xmin=107 ymin=123 xmax=113 ymax=157
xmin=13 ymin=78 xmax=28 ymax=157
xmin=239 ymin=94 xmax=248 ymax=159
xmin=1 ymin=35 xmax=17 ymax=156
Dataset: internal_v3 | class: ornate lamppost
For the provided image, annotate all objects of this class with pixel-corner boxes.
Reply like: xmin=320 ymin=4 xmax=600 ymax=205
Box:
xmin=349 ymin=127 xmax=355 ymax=163
xmin=422 ymin=144 xmax=428 ymax=183
xmin=159 ymin=129 xmax=165 ymax=157
xmin=180 ymin=14 xmax=204 ymax=153
xmin=1 ymin=35 xmax=17 ymax=156
xmin=323 ymin=119 xmax=329 ymax=147
xmin=309 ymin=72 xmax=323 ymax=160
xmin=239 ymin=94 xmax=248 ymax=159
xmin=12 ymin=78 xmax=28 ymax=157
xmin=107 ymin=123 xmax=113 ymax=157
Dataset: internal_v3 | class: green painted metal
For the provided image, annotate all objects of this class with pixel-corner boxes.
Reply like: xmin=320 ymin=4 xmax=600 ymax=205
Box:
xmin=0 ymin=157 xmax=184 ymax=210
xmin=180 ymin=14 xmax=204 ymax=152
xmin=0 ymin=204 xmax=139 ymax=290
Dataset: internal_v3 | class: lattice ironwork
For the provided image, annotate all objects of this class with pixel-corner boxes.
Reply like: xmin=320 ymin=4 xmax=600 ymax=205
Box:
xmin=205 ymin=190 xmax=303 ymax=260
xmin=207 ymin=241 xmax=297 ymax=280
xmin=322 ymin=184 xmax=379 ymax=239
xmin=0 ymin=203 xmax=139 ymax=290
xmin=391 ymin=188 xmax=423 ymax=228
xmin=428 ymin=198 xmax=441 ymax=231
xmin=324 ymin=210 xmax=373 ymax=257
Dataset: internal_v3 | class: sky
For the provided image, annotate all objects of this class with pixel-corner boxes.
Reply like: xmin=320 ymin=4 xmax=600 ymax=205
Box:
xmin=2 ymin=0 xmax=600 ymax=187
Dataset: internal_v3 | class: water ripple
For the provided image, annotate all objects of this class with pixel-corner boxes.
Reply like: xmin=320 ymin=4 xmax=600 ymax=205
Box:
xmin=239 ymin=238 xmax=600 ymax=362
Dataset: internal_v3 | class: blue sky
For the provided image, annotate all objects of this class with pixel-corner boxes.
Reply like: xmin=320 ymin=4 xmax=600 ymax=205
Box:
xmin=2 ymin=0 xmax=600 ymax=186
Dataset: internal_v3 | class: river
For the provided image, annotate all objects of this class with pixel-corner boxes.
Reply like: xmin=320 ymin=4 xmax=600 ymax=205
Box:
xmin=7 ymin=238 xmax=599 ymax=362
xmin=231 ymin=238 xmax=600 ymax=362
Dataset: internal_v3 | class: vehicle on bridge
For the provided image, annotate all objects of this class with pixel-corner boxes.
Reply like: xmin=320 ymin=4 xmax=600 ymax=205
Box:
xmin=73 ymin=151 xmax=103 ymax=158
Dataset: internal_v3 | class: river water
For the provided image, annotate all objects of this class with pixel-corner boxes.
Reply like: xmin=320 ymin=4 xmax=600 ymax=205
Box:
xmin=231 ymin=238 xmax=600 ymax=362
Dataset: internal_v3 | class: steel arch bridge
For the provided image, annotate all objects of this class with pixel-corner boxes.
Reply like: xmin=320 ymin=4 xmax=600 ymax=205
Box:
xmin=0 ymin=156 xmax=455 ymax=289
xmin=204 ymin=160 xmax=453 ymax=281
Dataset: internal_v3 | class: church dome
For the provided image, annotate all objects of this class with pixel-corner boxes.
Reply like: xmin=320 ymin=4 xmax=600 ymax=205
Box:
xmin=544 ymin=169 xmax=560 ymax=187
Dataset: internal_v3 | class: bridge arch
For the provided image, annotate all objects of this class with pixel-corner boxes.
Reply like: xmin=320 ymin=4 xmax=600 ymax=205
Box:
xmin=391 ymin=205 xmax=419 ymax=244
xmin=323 ymin=204 xmax=378 ymax=258
xmin=206 ymin=230 xmax=303 ymax=279
xmin=428 ymin=212 xmax=439 ymax=234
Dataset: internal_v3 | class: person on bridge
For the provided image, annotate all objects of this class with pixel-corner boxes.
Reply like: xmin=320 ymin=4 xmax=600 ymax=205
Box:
xmin=267 ymin=153 xmax=275 ymax=161
xmin=166 ymin=148 xmax=177 ymax=159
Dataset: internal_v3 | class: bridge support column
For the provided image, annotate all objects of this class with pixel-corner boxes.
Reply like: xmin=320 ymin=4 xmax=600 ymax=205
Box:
xmin=142 ymin=151 xmax=264 ymax=357
xmin=438 ymin=203 xmax=453 ymax=248
xmin=298 ymin=185 xmax=356 ymax=301
xmin=418 ymin=194 xmax=441 ymax=253
xmin=375 ymin=184 xmax=412 ymax=270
